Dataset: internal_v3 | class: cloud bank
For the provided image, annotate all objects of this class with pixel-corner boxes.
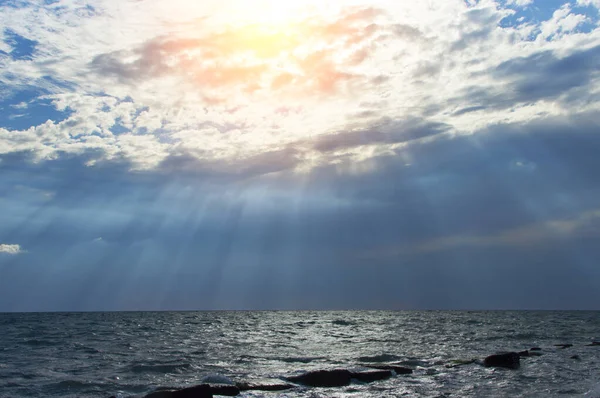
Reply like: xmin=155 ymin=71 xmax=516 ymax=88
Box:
xmin=0 ymin=0 xmax=598 ymax=174
xmin=1 ymin=0 xmax=600 ymax=310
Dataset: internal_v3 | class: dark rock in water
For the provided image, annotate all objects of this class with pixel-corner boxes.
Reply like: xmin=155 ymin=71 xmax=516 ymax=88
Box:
xmin=286 ymin=369 xmax=352 ymax=387
xmin=332 ymin=319 xmax=353 ymax=326
xmin=144 ymin=385 xmax=214 ymax=398
xmin=364 ymin=364 xmax=413 ymax=375
xmin=208 ymin=384 xmax=239 ymax=396
xmin=571 ymin=355 xmax=581 ymax=360
xmin=587 ymin=342 xmax=600 ymax=346
xmin=237 ymin=379 xmax=294 ymax=392
xmin=518 ymin=350 xmax=530 ymax=357
xmin=176 ymin=385 xmax=213 ymax=398
xmin=528 ymin=351 xmax=543 ymax=357
xmin=173 ymin=384 xmax=213 ymax=398
xmin=554 ymin=344 xmax=573 ymax=349
xmin=483 ymin=352 xmax=520 ymax=370
xmin=350 ymin=369 xmax=393 ymax=383
xmin=530 ymin=347 xmax=542 ymax=351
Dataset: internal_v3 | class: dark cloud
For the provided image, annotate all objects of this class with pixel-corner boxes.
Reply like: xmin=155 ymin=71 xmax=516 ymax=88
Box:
xmin=457 ymin=45 xmax=600 ymax=113
xmin=311 ymin=118 xmax=451 ymax=153
xmin=159 ymin=146 xmax=302 ymax=180
xmin=2 ymin=95 xmax=600 ymax=310
xmin=495 ymin=44 xmax=600 ymax=101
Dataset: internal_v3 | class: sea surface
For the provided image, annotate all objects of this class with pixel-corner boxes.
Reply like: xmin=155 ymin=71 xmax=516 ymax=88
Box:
xmin=1 ymin=311 xmax=600 ymax=397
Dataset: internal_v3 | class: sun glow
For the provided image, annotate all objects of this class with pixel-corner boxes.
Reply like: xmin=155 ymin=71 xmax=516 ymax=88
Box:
xmin=226 ymin=0 xmax=337 ymax=29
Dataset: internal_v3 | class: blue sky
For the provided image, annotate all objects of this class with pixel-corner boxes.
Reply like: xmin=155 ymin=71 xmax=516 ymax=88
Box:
xmin=1 ymin=0 xmax=600 ymax=311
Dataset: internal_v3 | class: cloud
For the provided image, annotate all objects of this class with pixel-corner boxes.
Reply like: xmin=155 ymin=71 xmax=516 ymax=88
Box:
xmin=368 ymin=209 xmax=600 ymax=258
xmin=0 ymin=0 xmax=600 ymax=176
xmin=0 ymin=244 xmax=23 ymax=255
xmin=311 ymin=118 xmax=451 ymax=153
xmin=506 ymin=0 xmax=534 ymax=7
xmin=578 ymin=0 xmax=600 ymax=9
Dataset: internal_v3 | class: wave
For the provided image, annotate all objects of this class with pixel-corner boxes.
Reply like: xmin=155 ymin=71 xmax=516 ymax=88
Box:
xmin=357 ymin=354 xmax=403 ymax=363
xmin=44 ymin=379 xmax=109 ymax=392
xmin=585 ymin=382 xmax=600 ymax=398
xmin=21 ymin=339 xmax=59 ymax=347
xmin=275 ymin=356 xmax=326 ymax=364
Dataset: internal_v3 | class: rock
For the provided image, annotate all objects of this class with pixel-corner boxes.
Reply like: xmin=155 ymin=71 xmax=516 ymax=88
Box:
xmin=236 ymin=379 xmax=294 ymax=392
xmin=144 ymin=385 xmax=214 ymax=398
xmin=586 ymin=342 xmax=600 ymax=347
xmin=518 ymin=350 xmax=530 ymax=357
xmin=571 ymin=355 xmax=581 ymax=360
xmin=286 ymin=369 xmax=352 ymax=387
xmin=530 ymin=347 xmax=542 ymax=351
xmin=528 ymin=351 xmax=543 ymax=357
xmin=208 ymin=384 xmax=239 ymax=396
xmin=350 ymin=369 xmax=393 ymax=383
xmin=364 ymin=364 xmax=413 ymax=375
xmin=483 ymin=352 xmax=520 ymax=370
xmin=554 ymin=344 xmax=573 ymax=349
xmin=172 ymin=385 xmax=213 ymax=398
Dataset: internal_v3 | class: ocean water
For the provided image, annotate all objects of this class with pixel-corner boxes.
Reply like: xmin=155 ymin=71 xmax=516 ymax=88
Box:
xmin=1 ymin=311 xmax=599 ymax=398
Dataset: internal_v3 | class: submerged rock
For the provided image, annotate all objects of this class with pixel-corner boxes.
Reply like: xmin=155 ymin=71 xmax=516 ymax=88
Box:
xmin=518 ymin=350 xmax=530 ymax=357
xmin=483 ymin=352 xmax=520 ymax=370
xmin=286 ymin=369 xmax=352 ymax=387
xmin=350 ymin=369 xmax=393 ymax=383
xmin=357 ymin=354 xmax=401 ymax=363
xmin=236 ymin=379 xmax=294 ymax=392
xmin=530 ymin=347 xmax=542 ymax=351
xmin=587 ymin=342 xmax=600 ymax=347
xmin=445 ymin=359 xmax=477 ymax=369
xmin=571 ymin=355 xmax=581 ymax=360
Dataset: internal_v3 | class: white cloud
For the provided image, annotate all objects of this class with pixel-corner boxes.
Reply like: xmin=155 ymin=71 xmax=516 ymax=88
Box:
xmin=0 ymin=1 xmax=599 ymax=174
xmin=506 ymin=0 xmax=534 ymax=7
xmin=0 ymin=244 xmax=23 ymax=255
xmin=578 ymin=0 xmax=600 ymax=9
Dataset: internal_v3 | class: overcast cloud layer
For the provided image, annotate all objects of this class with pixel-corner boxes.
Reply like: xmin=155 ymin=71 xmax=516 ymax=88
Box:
xmin=1 ymin=0 xmax=600 ymax=311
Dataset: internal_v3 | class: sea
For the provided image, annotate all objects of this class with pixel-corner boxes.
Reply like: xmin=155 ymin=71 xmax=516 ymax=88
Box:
xmin=1 ymin=311 xmax=599 ymax=398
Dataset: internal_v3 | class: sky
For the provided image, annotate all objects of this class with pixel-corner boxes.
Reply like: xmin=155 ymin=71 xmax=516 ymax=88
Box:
xmin=1 ymin=0 xmax=600 ymax=311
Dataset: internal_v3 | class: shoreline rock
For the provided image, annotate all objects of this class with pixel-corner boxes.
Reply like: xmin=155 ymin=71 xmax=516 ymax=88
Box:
xmin=286 ymin=369 xmax=352 ymax=387
xmin=483 ymin=352 xmax=520 ymax=370
xmin=350 ymin=369 xmax=393 ymax=383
